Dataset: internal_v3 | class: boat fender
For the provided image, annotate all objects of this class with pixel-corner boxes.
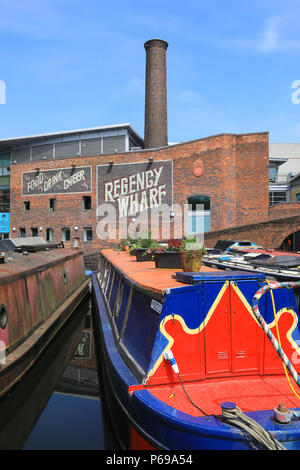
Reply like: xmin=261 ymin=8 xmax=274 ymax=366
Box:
xmin=164 ymin=350 xmax=179 ymax=374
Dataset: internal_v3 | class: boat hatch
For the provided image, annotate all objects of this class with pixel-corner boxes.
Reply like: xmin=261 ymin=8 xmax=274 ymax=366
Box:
xmin=175 ymin=271 xmax=265 ymax=284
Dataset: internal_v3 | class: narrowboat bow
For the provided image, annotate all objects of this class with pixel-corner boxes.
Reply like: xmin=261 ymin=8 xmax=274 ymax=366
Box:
xmin=91 ymin=249 xmax=300 ymax=450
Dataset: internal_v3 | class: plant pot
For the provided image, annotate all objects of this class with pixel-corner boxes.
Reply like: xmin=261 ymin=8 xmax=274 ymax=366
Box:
xmin=154 ymin=252 xmax=182 ymax=269
xmin=120 ymin=244 xmax=130 ymax=252
xmin=180 ymin=251 xmax=203 ymax=272
xmin=130 ymin=249 xmax=137 ymax=256
xmin=135 ymin=249 xmax=153 ymax=262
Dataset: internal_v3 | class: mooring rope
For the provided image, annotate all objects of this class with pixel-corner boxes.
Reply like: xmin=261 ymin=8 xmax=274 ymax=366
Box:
xmin=222 ymin=405 xmax=286 ymax=450
xmin=252 ymin=280 xmax=300 ymax=389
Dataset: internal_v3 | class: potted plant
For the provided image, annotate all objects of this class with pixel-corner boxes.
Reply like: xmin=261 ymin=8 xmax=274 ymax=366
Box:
xmin=131 ymin=230 xmax=160 ymax=262
xmin=149 ymin=239 xmax=183 ymax=269
xmin=119 ymin=240 xmax=130 ymax=252
xmin=180 ymin=236 xmax=207 ymax=272
xmin=119 ymin=237 xmax=135 ymax=252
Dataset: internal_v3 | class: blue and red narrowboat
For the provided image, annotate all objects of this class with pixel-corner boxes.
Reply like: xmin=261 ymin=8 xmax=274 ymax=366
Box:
xmin=91 ymin=249 xmax=300 ymax=450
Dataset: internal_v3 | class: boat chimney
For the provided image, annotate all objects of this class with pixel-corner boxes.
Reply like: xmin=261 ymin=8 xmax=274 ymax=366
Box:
xmin=144 ymin=39 xmax=168 ymax=149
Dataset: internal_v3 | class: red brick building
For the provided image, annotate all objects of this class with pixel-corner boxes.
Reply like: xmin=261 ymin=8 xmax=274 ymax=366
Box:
xmin=9 ymin=130 xmax=269 ymax=254
xmin=0 ymin=38 xmax=280 ymax=254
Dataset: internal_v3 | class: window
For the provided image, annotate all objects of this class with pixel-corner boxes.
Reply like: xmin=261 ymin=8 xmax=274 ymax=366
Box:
xmin=24 ymin=201 xmax=30 ymax=211
xmin=0 ymin=187 xmax=10 ymax=212
xmin=49 ymin=198 xmax=56 ymax=212
xmin=19 ymin=228 xmax=26 ymax=238
xmin=296 ymin=193 xmax=300 ymax=202
xmin=31 ymin=227 xmax=38 ymax=237
xmin=46 ymin=228 xmax=54 ymax=241
xmin=187 ymin=195 xmax=211 ymax=234
xmin=269 ymin=191 xmax=287 ymax=206
xmin=0 ymin=153 xmax=10 ymax=176
xmin=269 ymin=165 xmax=278 ymax=183
xmin=62 ymin=227 xmax=70 ymax=242
xmin=84 ymin=227 xmax=93 ymax=242
xmin=82 ymin=196 xmax=91 ymax=210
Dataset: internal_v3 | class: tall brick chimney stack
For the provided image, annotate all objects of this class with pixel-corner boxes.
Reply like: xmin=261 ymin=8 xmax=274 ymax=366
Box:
xmin=144 ymin=39 xmax=168 ymax=149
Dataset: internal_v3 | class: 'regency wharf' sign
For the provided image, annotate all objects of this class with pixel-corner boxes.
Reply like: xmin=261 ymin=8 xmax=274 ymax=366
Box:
xmin=97 ymin=160 xmax=173 ymax=217
xmin=22 ymin=166 xmax=92 ymax=196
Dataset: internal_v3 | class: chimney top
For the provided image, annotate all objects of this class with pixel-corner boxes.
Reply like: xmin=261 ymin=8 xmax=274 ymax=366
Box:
xmin=144 ymin=38 xmax=168 ymax=149
xmin=144 ymin=39 xmax=168 ymax=50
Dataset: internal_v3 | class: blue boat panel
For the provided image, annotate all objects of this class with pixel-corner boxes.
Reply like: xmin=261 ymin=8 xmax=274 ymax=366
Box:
xmin=109 ymin=270 xmax=120 ymax=313
xmin=92 ymin=274 xmax=140 ymax=411
xmin=114 ymin=280 xmax=131 ymax=334
xmin=161 ymin=288 xmax=202 ymax=330
xmin=175 ymin=271 xmax=265 ymax=284
xmin=105 ymin=267 xmax=115 ymax=299
xmin=121 ymin=289 xmax=161 ymax=374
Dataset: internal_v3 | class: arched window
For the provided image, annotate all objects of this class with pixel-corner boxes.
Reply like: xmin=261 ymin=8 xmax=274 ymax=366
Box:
xmin=62 ymin=227 xmax=70 ymax=242
xmin=187 ymin=195 xmax=210 ymax=234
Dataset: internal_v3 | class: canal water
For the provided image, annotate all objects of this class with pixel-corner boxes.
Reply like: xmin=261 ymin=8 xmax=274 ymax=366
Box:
xmin=0 ymin=295 xmax=119 ymax=450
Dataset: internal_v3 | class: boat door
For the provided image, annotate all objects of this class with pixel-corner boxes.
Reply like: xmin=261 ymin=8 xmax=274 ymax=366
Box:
xmin=203 ymin=280 xmax=260 ymax=377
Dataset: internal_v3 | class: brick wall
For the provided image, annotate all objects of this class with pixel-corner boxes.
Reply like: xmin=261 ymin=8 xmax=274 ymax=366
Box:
xmin=269 ymin=202 xmax=300 ymax=220
xmin=10 ymin=131 xmax=269 ymax=254
xmin=204 ymin=212 xmax=300 ymax=249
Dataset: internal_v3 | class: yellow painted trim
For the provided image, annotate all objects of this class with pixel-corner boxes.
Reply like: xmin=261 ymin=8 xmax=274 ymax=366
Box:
xmin=145 ymin=281 xmax=229 ymax=382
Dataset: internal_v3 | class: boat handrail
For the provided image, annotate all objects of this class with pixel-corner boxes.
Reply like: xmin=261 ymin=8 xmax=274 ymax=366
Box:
xmin=252 ymin=280 xmax=300 ymax=389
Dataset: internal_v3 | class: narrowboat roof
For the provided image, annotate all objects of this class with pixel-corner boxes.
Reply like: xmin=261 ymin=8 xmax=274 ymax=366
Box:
xmin=0 ymin=248 xmax=82 ymax=284
xmin=100 ymin=249 xmax=265 ymax=294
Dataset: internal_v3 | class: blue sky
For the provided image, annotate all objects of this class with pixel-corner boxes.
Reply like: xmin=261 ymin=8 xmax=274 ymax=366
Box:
xmin=0 ymin=0 xmax=300 ymax=143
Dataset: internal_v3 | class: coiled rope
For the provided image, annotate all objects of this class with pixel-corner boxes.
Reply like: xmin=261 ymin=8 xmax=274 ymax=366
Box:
xmin=221 ymin=405 xmax=286 ymax=450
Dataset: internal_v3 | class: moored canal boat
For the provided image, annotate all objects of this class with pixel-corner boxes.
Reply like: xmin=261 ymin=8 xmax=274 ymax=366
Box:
xmin=92 ymin=249 xmax=300 ymax=450
xmin=203 ymin=247 xmax=300 ymax=282
xmin=0 ymin=245 xmax=90 ymax=398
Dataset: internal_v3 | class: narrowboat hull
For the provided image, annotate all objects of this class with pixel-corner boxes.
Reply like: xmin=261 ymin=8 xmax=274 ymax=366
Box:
xmin=0 ymin=248 xmax=90 ymax=398
xmin=0 ymin=296 xmax=90 ymax=450
xmin=91 ymin=250 xmax=300 ymax=450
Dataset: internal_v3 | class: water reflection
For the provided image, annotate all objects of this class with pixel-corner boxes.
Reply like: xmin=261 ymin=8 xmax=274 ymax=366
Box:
xmin=23 ymin=392 xmax=104 ymax=450
xmin=0 ymin=294 xmax=119 ymax=450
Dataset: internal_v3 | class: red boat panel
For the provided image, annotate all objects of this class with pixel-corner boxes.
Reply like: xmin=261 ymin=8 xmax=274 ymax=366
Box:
xmin=230 ymin=284 xmax=260 ymax=374
xmin=203 ymin=282 xmax=231 ymax=375
xmin=146 ymin=283 xmax=300 ymax=385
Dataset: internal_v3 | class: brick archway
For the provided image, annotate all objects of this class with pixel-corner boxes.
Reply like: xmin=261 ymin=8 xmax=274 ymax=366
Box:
xmin=204 ymin=215 xmax=300 ymax=250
